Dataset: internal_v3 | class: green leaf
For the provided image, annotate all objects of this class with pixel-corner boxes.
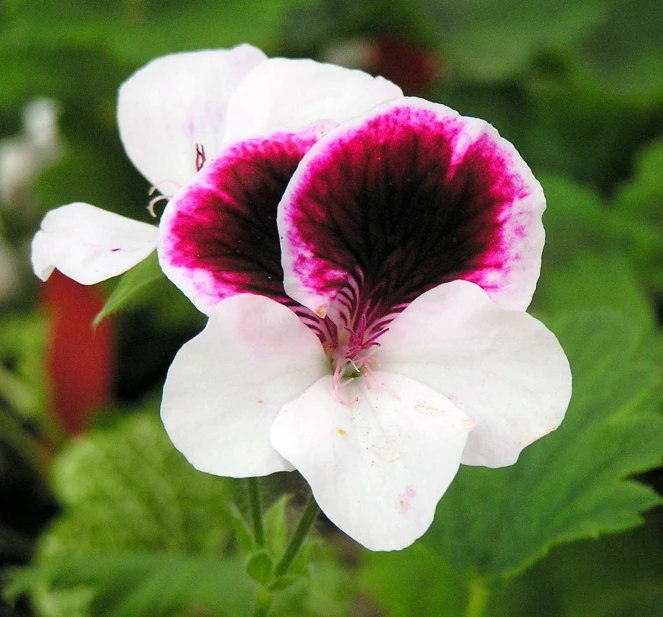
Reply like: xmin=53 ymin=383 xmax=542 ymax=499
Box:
xmin=2 ymin=0 xmax=316 ymax=67
xmin=536 ymin=252 xmax=656 ymax=330
xmin=418 ymin=0 xmax=606 ymax=82
xmin=489 ymin=525 xmax=663 ymax=616
xmin=263 ymin=495 xmax=290 ymax=557
xmin=26 ymin=410 xmax=236 ymax=614
xmin=229 ymin=503 xmax=257 ymax=554
xmin=10 ymin=552 xmax=254 ymax=617
xmin=360 ymin=543 xmax=468 ymax=617
xmin=268 ymin=575 xmax=298 ymax=592
xmin=245 ymin=549 xmax=274 ymax=585
xmin=41 ymin=410 xmax=233 ymax=559
xmin=423 ymin=311 xmax=663 ymax=584
xmin=0 ymin=314 xmax=48 ymax=422
xmin=269 ymin=560 xmax=354 ymax=617
xmin=613 ymin=138 xmax=663 ymax=225
xmin=578 ymin=0 xmax=663 ymax=102
xmin=94 ymin=252 xmax=163 ymax=326
xmin=534 ymin=173 xmax=662 ymax=318
xmin=611 ymin=138 xmax=663 ymax=291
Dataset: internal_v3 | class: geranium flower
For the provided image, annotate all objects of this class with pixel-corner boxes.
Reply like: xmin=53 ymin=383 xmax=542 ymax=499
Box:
xmin=30 ymin=46 xmax=570 ymax=550
xmin=157 ymin=97 xmax=572 ymax=551
xmin=31 ymin=44 xmax=402 ymax=285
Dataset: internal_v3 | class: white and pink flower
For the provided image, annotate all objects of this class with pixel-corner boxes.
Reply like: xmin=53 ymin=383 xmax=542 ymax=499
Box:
xmin=31 ymin=45 xmax=571 ymax=551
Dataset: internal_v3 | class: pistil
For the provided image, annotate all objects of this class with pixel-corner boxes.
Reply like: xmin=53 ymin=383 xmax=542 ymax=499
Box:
xmin=326 ymin=314 xmax=389 ymax=405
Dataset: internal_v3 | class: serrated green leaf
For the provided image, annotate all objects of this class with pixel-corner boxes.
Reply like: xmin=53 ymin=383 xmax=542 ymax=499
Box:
xmin=29 ymin=410 xmax=236 ymax=615
xmin=423 ymin=311 xmax=663 ymax=584
xmin=39 ymin=410 xmax=233 ymax=559
xmin=94 ymin=252 xmax=163 ymax=326
xmin=245 ymin=549 xmax=274 ymax=585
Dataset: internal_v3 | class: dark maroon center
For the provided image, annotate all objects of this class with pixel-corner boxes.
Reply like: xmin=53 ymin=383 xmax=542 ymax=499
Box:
xmin=285 ymin=105 xmax=530 ymax=331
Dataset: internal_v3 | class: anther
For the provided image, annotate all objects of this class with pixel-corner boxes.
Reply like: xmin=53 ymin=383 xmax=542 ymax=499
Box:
xmin=195 ymin=143 xmax=206 ymax=171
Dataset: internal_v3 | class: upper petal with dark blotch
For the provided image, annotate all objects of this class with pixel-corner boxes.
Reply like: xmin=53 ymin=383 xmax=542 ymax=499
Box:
xmin=158 ymin=124 xmax=334 ymax=314
xmin=118 ymin=44 xmax=267 ymax=195
xmin=279 ymin=97 xmax=545 ymax=325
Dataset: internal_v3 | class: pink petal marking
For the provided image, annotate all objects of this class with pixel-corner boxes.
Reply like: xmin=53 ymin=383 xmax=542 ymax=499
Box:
xmin=158 ymin=123 xmax=335 ymax=315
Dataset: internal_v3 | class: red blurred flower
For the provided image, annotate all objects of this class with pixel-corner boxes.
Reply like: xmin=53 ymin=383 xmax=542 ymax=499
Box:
xmin=41 ymin=271 xmax=114 ymax=435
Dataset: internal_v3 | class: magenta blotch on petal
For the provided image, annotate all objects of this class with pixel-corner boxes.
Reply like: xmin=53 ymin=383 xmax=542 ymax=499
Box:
xmin=158 ymin=123 xmax=336 ymax=314
xmin=279 ymin=97 xmax=545 ymax=324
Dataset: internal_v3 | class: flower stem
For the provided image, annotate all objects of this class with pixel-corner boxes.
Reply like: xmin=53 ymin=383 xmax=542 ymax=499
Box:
xmin=466 ymin=578 xmax=489 ymax=617
xmin=274 ymin=496 xmax=319 ymax=577
xmin=252 ymin=586 xmax=272 ymax=617
xmin=247 ymin=477 xmax=265 ymax=548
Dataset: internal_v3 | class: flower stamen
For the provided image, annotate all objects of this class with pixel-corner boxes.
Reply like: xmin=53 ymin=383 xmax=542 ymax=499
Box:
xmin=326 ymin=312 xmax=393 ymax=405
xmin=195 ymin=143 xmax=206 ymax=171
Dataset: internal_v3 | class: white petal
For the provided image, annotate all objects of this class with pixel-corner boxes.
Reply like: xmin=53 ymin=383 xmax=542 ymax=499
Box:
xmin=118 ymin=45 xmax=267 ymax=195
xmin=161 ymin=294 xmax=329 ymax=477
xmin=31 ymin=203 xmax=157 ymax=284
xmin=223 ymin=57 xmax=403 ymax=142
xmin=270 ymin=372 xmax=472 ymax=551
xmin=377 ymin=281 xmax=572 ymax=468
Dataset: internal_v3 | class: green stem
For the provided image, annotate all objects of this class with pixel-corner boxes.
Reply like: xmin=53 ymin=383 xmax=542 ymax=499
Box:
xmin=247 ymin=477 xmax=265 ymax=548
xmin=274 ymin=497 xmax=319 ymax=577
xmin=466 ymin=578 xmax=489 ymax=617
xmin=252 ymin=586 xmax=272 ymax=617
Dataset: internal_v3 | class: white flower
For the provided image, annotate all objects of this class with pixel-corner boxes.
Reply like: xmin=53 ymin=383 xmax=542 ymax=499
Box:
xmin=157 ymin=97 xmax=572 ymax=551
xmin=30 ymin=47 xmax=571 ymax=551
xmin=0 ymin=97 xmax=64 ymax=207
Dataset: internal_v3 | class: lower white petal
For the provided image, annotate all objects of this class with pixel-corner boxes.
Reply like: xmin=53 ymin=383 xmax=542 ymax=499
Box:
xmin=378 ymin=281 xmax=572 ymax=468
xmin=31 ymin=203 xmax=157 ymax=284
xmin=161 ymin=294 xmax=329 ymax=477
xmin=270 ymin=372 xmax=472 ymax=551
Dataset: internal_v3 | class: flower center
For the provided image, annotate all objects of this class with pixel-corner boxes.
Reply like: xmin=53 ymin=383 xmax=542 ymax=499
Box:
xmin=323 ymin=313 xmax=389 ymax=405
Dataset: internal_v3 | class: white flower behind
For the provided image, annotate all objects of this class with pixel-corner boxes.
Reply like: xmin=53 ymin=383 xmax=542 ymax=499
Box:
xmin=31 ymin=44 xmax=402 ymax=286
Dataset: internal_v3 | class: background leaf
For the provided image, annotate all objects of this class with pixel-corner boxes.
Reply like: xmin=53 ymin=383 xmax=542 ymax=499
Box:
xmin=42 ymin=410 xmax=234 ymax=558
xmin=18 ymin=409 xmax=234 ymax=615
xmin=489 ymin=525 xmax=663 ymax=616
xmin=359 ymin=543 xmax=468 ymax=617
xmin=9 ymin=553 xmax=253 ymax=617
xmin=94 ymin=253 xmax=164 ymax=326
